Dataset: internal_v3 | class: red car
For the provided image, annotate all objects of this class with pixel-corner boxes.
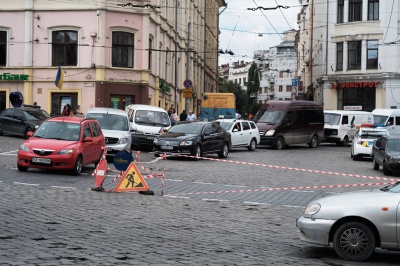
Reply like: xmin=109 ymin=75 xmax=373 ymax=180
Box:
xmin=17 ymin=116 xmax=105 ymax=175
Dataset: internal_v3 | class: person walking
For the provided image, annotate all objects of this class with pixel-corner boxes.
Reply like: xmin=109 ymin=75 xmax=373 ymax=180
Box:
xmin=170 ymin=108 xmax=179 ymax=122
xmin=179 ymin=110 xmax=187 ymax=122
xmin=186 ymin=110 xmax=197 ymax=121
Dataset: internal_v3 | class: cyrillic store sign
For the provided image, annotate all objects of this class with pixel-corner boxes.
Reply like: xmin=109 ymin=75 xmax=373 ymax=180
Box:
xmin=0 ymin=73 xmax=29 ymax=81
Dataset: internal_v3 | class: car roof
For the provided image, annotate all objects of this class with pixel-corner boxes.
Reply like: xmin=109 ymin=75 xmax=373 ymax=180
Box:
xmin=217 ymin=119 xmax=252 ymax=123
xmin=125 ymin=104 xmax=167 ymax=112
xmin=47 ymin=116 xmax=95 ymax=124
xmin=5 ymin=107 xmax=42 ymax=112
xmin=86 ymin=107 xmax=128 ymax=116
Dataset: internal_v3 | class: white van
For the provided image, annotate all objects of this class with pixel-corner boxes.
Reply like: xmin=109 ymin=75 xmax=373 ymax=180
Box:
xmin=85 ymin=108 xmax=131 ymax=158
xmin=323 ymin=110 xmax=373 ymax=146
xmin=372 ymin=109 xmax=400 ymax=135
xmin=125 ymin=104 xmax=171 ymax=148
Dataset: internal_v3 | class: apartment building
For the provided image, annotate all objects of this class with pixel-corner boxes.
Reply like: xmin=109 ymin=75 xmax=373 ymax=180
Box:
xmin=0 ymin=0 xmax=225 ymax=115
xmin=297 ymin=0 xmax=400 ymax=111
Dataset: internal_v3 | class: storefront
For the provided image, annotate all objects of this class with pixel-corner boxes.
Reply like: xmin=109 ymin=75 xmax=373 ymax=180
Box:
xmin=335 ymin=81 xmax=377 ymax=111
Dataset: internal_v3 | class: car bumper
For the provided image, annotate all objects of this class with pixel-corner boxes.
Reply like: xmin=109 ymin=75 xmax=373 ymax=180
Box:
xmin=153 ymin=144 xmax=194 ymax=156
xmin=353 ymin=144 xmax=373 ymax=157
xmin=259 ymin=136 xmax=277 ymax=146
xmin=323 ymin=136 xmax=341 ymax=143
xmin=106 ymin=143 xmax=131 ymax=157
xmin=132 ymin=134 xmax=158 ymax=146
xmin=296 ymin=216 xmax=336 ymax=246
xmin=17 ymin=152 xmax=78 ymax=170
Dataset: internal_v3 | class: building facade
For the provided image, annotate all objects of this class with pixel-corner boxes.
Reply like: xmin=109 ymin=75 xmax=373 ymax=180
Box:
xmin=297 ymin=0 xmax=400 ymax=111
xmin=0 ymin=0 xmax=225 ymax=115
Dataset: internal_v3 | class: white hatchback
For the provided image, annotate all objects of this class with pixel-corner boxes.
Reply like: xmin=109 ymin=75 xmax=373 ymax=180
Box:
xmin=351 ymin=126 xmax=389 ymax=160
xmin=217 ymin=119 xmax=260 ymax=151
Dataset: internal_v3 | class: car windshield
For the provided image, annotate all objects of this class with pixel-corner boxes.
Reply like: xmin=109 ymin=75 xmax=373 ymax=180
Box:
xmin=33 ymin=121 xmax=81 ymax=141
xmin=374 ymin=115 xmax=388 ymax=124
xmin=168 ymin=123 xmax=203 ymax=135
xmin=381 ymin=181 xmax=400 ymax=193
xmin=219 ymin=122 xmax=234 ymax=131
xmin=86 ymin=113 xmax=129 ymax=131
xmin=324 ymin=113 xmax=341 ymax=125
xmin=135 ymin=110 xmax=170 ymax=127
xmin=385 ymin=139 xmax=400 ymax=152
xmin=24 ymin=110 xmax=50 ymax=121
xmin=255 ymin=110 xmax=284 ymax=124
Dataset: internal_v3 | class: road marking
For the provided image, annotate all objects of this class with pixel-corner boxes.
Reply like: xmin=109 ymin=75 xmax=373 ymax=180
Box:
xmin=243 ymin=201 xmax=270 ymax=206
xmin=163 ymin=195 xmax=190 ymax=199
xmin=13 ymin=182 xmax=39 ymax=186
xmin=193 ymin=181 xmax=214 ymax=185
xmin=51 ymin=186 xmax=77 ymax=189
xmin=283 ymin=205 xmax=306 ymax=209
xmin=201 ymin=198 xmax=229 ymax=202
xmin=225 ymin=184 xmax=246 ymax=188
xmin=0 ymin=150 xmax=19 ymax=155
xmin=165 ymin=179 xmax=183 ymax=182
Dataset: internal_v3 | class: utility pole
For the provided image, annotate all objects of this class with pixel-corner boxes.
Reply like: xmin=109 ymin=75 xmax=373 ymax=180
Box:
xmin=174 ymin=0 xmax=178 ymax=111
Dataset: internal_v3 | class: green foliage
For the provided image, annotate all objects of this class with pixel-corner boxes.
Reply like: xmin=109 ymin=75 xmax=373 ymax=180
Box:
xmin=218 ymin=80 xmax=247 ymax=115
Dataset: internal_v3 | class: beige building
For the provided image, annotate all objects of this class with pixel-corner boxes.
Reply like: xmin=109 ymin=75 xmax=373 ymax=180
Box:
xmin=0 ymin=0 xmax=226 ymax=115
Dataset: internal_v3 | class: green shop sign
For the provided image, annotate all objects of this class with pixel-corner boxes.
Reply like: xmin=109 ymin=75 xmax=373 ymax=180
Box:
xmin=0 ymin=73 xmax=29 ymax=81
xmin=159 ymin=79 xmax=170 ymax=93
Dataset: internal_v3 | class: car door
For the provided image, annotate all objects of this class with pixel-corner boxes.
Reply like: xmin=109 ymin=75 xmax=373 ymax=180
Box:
xmin=373 ymin=137 xmax=386 ymax=165
xmin=281 ymin=111 xmax=295 ymax=144
xmin=12 ymin=110 xmax=26 ymax=137
xmin=90 ymin=121 xmax=105 ymax=161
xmin=231 ymin=122 xmax=244 ymax=146
xmin=241 ymin=121 xmax=252 ymax=145
xmin=82 ymin=122 xmax=95 ymax=163
xmin=212 ymin=124 xmax=225 ymax=152
xmin=202 ymin=124 xmax=215 ymax=153
xmin=1 ymin=109 xmax=15 ymax=134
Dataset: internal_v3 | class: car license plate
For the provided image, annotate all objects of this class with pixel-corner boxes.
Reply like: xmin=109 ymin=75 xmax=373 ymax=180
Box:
xmin=368 ymin=142 xmax=374 ymax=145
xmin=32 ymin=157 xmax=51 ymax=164
xmin=161 ymin=145 xmax=173 ymax=150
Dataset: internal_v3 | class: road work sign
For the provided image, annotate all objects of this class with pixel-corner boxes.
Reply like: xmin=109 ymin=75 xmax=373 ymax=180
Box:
xmin=114 ymin=162 xmax=149 ymax=192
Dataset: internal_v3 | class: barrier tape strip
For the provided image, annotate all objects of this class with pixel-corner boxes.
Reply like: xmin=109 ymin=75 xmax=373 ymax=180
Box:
xmin=163 ymin=182 xmax=393 ymax=197
xmin=154 ymin=152 xmax=400 ymax=183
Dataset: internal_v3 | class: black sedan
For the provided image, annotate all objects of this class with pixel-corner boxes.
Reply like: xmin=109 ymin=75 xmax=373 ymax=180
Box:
xmin=372 ymin=135 xmax=400 ymax=175
xmin=153 ymin=121 xmax=231 ymax=159
xmin=0 ymin=107 xmax=50 ymax=138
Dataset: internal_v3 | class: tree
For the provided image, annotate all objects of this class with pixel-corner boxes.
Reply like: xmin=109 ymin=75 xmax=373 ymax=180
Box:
xmin=218 ymin=79 xmax=247 ymax=116
xmin=247 ymin=63 xmax=262 ymax=115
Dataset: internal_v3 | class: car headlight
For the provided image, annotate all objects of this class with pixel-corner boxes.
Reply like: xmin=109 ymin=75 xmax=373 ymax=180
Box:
xmin=304 ymin=203 xmax=321 ymax=215
xmin=331 ymin=130 xmax=338 ymax=135
xmin=133 ymin=130 xmax=144 ymax=135
xmin=118 ymin=137 xmax=129 ymax=144
xmin=388 ymin=157 xmax=400 ymax=163
xmin=58 ymin=149 xmax=74 ymax=155
xmin=153 ymin=138 xmax=158 ymax=144
xmin=180 ymin=140 xmax=193 ymax=145
xmin=20 ymin=145 xmax=30 ymax=152
xmin=264 ymin=130 xmax=275 ymax=136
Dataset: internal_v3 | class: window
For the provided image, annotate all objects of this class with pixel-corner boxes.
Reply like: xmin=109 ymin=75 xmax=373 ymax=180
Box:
xmin=336 ymin=42 xmax=343 ymax=71
xmin=0 ymin=31 xmax=6 ymax=66
xmin=279 ymin=85 xmax=283 ymax=92
xmin=112 ymin=31 xmax=134 ymax=68
xmin=368 ymin=0 xmax=379 ymax=21
xmin=243 ymin=77 xmax=246 ymax=84
xmin=286 ymin=85 xmax=292 ymax=92
xmin=90 ymin=122 xmax=101 ymax=137
xmin=148 ymin=37 xmax=153 ymax=71
xmin=348 ymin=41 xmax=361 ymax=70
xmin=52 ymin=30 xmax=77 ymax=66
xmin=84 ymin=123 xmax=92 ymax=138
xmin=367 ymin=40 xmax=378 ymax=69
xmin=279 ymin=71 xmax=283 ymax=78
xmin=337 ymin=0 xmax=344 ymax=23
xmin=241 ymin=122 xmax=250 ymax=131
xmin=349 ymin=0 xmax=362 ymax=22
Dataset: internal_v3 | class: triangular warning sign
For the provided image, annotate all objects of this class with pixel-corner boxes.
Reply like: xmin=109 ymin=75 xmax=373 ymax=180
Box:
xmin=114 ymin=162 xmax=149 ymax=192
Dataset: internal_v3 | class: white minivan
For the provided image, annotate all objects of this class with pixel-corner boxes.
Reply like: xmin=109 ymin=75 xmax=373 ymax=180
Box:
xmin=125 ymin=104 xmax=171 ymax=148
xmin=85 ymin=108 xmax=131 ymax=158
xmin=323 ymin=110 xmax=373 ymax=146
xmin=372 ymin=108 xmax=400 ymax=135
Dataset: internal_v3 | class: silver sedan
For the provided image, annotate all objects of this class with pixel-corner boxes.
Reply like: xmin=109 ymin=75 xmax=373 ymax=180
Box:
xmin=296 ymin=182 xmax=400 ymax=261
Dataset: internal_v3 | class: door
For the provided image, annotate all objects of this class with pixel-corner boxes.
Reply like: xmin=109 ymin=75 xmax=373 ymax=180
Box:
xmin=90 ymin=121 xmax=104 ymax=160
xmin=82 ymin=123 xmax=95 ymax=163
xmin=281 ymin=111 xmax=295 ymax=144
xmin=110 ymin=95 xmax=134 ymax=110
xmin=0 ymin=108 xmax=15 ymax=133
xmin=231 ymin=122 xmax=244 ymax=146
xmin=241 ymin=121 xmax=252 ymax=145
xmin=294 ymin=110 xmax=309 ymax=144
xmin=202 ymin=124 xmax=215 ymax=152
xmin=12 ymin=110 xmax=26 ymax=136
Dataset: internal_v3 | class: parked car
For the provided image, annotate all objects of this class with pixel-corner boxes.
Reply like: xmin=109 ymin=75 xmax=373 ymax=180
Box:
xmin=217 ymin=119 xmax=260 ymax=151
xmin=297 ymin=181 xmax=400 ymax=261
xmin=351 ymin=126 xmax=389 ymax=160
xmin=372 ymin=135 xmax=400 ymax=175
xmin=17 ymin=116 xmax=105 ymax=175
xmin=0 ymin=107 xmax=50 ymax=138
xmin=153 ymin=121 xmax=230 ymax=158
xmin=85 ymin=108 xmax=131 ymax=159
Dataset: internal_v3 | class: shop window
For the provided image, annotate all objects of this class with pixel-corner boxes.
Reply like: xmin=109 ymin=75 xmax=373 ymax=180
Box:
xmin=368 ymin=0 xmax=379 ymax=21
xmin=367 ymin=40 xmax=378 ymax=69
xmin=0 ymin=31 xmax=6 ymax=66
xmin=112 ymin=32 xmax=134 ymax=68
xmin=51 ymin=93 xmax=78 ymax=116
xmin=337 ymin=0 xmax=344 ymax=23
xmin=336 ymin=42 xmax=343 ymax=71
xmin=52 ymin=30 xmax=78 ymax=66
xmin=348 ymin=41 xmax=361 ymax=70
xmin=110 ymin=95 xmax=133 ymax=110
xmin=349 ymin=0 xmax=362 ymax=22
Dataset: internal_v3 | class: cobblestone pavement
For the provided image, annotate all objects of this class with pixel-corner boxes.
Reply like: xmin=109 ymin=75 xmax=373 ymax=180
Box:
xmin=1 ymin=135 xmax=400 ymax=265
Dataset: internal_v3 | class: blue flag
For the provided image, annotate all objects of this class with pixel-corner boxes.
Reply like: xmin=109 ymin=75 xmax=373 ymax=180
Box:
xmin=55 ymin=66 xmax=64 ymax=89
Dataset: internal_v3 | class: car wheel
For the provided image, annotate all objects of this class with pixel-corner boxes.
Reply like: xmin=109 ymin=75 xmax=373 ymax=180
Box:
xmin=17 ymin=164 xmax=28 ymax=172
xmin=372 ymin=157 xmax=379 ymax=170
xmin=24 ymin=127 xmax=33 ymax=139
xmin=72 ymin=155 xmax=83 ymax=176
xmin=218 ymin=143 xmax=229 ymax=158
xmin=248 ymin=138 xmax=257 ymax=151
xmin=341 ymin=137 xmax=348 ymax=147
xmin=383 ymin=161 xmax=392 ymax=175
xmin=333 ymin=222 xmax=375 ymax=262
xmin=309 ymin=135 xmax=318 ymax=148
xmin=0 ymin=124 xmax=3 ymax=136
xmin=350 ymin=148 xmax=354 ymax=158
xmin=274 ymin=137 xmax=284 ymax=150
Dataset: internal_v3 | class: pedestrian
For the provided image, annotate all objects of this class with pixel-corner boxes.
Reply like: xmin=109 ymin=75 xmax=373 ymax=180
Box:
xmin=62 ymin=105 xmax=68 ymax=116
xmin=180 ymin=110 xmax=187 ymax=122
xmin=186 ymin=110 xmax=197 ymax=121
xmin=248 ymin=113 xmax=253 ymax=120
xmin=75 ymin=105 xmax=83 ymax=115
xmin=63 ymin=104 xmax=73 ymax=116
xmin=168 ymin=108 xmax=173 ymax=117
xmin=170 ymin=108 xmax=179 ymax=122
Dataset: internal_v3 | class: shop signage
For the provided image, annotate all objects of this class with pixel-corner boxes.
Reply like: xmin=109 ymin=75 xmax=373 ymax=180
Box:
xmin=339 ymin=81 xmax=378 ymax=88
xmin=0 ymin=73 xmax=29 ymax=81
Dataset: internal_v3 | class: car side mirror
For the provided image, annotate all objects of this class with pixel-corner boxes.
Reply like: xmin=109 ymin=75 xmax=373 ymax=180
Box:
xmin=204 ymin=132 xmax=211 ymax=137
xmin=233 ymin=128 xmax=238 ymax=132
xmin=27 ymin=131 xmax=34 ymax=138
xmin=83 ymin=137 xmax=93 ymax=142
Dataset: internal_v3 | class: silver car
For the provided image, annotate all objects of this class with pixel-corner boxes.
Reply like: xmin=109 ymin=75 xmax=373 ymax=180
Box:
xmin=296 ymin=182 xmax=400 ymax=261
